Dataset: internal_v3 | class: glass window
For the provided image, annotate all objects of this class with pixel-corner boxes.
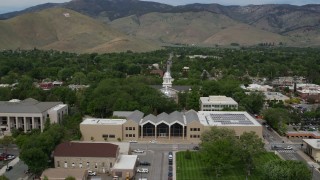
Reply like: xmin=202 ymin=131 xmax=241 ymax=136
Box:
xmin=64 ymin=161 xmax=67 ymax=168
xmin=57 ymin=161 xmax=60 ymax=167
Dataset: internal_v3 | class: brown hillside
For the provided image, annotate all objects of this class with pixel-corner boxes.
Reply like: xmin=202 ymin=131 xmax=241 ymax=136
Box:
xmin=0 ymin=8 xmax=161 ymax=53
xmin=110 ymin=11 xmax=290 ymax=46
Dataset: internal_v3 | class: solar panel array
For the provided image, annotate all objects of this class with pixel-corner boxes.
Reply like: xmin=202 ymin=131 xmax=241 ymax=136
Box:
xmin=209 ymin=114 xmax=254 ymax=125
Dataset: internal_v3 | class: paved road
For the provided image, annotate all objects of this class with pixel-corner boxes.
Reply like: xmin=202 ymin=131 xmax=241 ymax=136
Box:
xmin=261 ymin=124 xmax=320 ymax=180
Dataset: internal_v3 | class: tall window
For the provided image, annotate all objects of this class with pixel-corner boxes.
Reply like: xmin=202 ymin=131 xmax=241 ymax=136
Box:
xmin=64 ymin=161 xmax=68 ymax=168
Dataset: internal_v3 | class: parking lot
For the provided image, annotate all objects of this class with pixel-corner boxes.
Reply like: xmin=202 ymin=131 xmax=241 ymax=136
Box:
xmin=131 ymin=143 xmax=194 ymax=180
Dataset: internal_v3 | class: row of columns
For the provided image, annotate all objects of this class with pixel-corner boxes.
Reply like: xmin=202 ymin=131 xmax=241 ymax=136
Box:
xmin=140 ymin=124 xmax=185 ymax=140
xmin=2 ymin=116 xmax=44 ymax=133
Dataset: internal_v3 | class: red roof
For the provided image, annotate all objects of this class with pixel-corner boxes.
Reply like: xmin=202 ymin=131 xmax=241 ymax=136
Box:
xmin=54 ymin=142 xmax=118 ymax=158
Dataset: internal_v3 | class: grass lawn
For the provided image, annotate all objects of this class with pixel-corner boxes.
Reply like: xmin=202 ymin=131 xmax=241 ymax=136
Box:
xmin=176 ymin=151 xmax=279 ymax=180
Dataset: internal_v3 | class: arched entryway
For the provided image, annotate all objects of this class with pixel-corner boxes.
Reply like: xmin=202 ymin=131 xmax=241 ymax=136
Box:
xmin=170 ymin=123 xmax=184 ymax=137
xmin=142 ymin=122 xmax=155 ymax=137
xmin=156 ymin=123 xmax=169 ymax=138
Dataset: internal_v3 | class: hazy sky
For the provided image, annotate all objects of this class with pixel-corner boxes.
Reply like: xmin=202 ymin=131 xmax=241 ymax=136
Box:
xmin=1 ymin=0 xmax=320 ymax=14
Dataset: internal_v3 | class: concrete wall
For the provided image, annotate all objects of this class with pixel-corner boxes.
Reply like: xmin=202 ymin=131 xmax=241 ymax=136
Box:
xmin=122 ymin=120 xmax=139 ymax=141
xmin=186 ymin=121 xmax=204 ymax=142
xmin=48 ymin=105 xmax=68 ymax=124
xmin=80 ymin=124 xmax=123 ymax=141
xmin=54 ymin=156 xmax=116 ymax=173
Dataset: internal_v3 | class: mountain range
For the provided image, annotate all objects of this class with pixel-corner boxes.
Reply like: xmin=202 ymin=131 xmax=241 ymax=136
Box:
xmin=0 ymin=0 xmax=320 ymax=53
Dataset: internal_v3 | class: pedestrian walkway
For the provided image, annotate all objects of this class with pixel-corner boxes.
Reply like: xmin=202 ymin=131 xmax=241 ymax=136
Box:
xmin=296 ymin=150 xmax=320 ymax=170
xmin=0 ymin=157 xmax=20 ymax=175
xmin=277 ymin=150 xmax=295 ymax=153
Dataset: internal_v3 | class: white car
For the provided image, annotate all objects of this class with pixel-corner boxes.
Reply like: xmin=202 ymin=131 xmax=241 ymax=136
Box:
xmin=149 ymin=140 xmax=157 ymax=143
xmin=137 ymin=168 xmax=149 ymax=173
xmin=132 ymin=149 xmax=144 ymax=153
xmin=88 ymin=170 xmax=97 ymax=176
xmin=284 ymin=146 xmax=293 ymax=150
xmin=6 ymin=155 xmax=15 ymax=160
xmin=129 ymin=140 xmax=138 ymax=143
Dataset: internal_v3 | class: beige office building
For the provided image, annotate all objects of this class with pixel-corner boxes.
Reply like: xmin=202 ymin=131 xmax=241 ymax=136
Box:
xmin=200 ymin=96 xmax=238 ymax=111
xmin=303 ymin=139 xmax=320 ymax=162
xmin=80 ymin=110 xmax=262 ymax=143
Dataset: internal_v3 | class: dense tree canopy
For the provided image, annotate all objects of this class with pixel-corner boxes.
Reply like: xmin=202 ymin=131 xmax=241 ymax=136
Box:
xmin=262 ymin=160 xmax=311 ymax=180
xmin=200 ymin=127 xmax=265 ymax=177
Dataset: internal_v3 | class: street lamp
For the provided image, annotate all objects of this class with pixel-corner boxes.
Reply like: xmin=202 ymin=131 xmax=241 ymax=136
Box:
xmin=310 ymin=165 xmax=314 ymax=180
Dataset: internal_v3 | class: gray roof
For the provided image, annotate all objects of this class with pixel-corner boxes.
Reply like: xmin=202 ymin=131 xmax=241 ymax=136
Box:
xmin=169 ymin=111 xmax=185 ymax=125
xmin=0 ymin=98 xmax=62 ymax=114
xmin=141 ymin=114 xmax=157 ymax=124
xmin=185 ymin=109 xmax=200 ymax=124
xmin=157 ymin=112 xmax=169 ymax=124
xmin=113 ymin=111 xmax=134 ymax=118
xmin=127 ymin=110 xmax=144 ymax=124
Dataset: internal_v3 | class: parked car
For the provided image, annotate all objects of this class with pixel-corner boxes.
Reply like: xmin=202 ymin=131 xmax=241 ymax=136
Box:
xmin=139 ymin=161 xmax=151 ymax=166
xmin=6 ymin=154 xmax=15 ymax=160
xmin=88 ymin=170 xmax=96 ymax=176
xmin=284 ymin=146 xmax=293 ymax=150
xmin=168 ymin=152 xmax=173 ymax=156
xmin=149 ymin=140 xmax=157 ymax=143
xmin=137 ymin=168 xmax=149 ymax=173
xmin=193 ymin=146 xmax=200 ymax=150
xmin=6 ymin=166 xmax=12 ymax=171
xmin=168 ymin=166 xmax=173 ymax=172
xmin=271 ymin=145 xmax=283 ymax=150
xmin=168 ymin=172 xmax=173 ymax=177
xmin=168 ymin=154 xmax=173 ymax=160
xmin=132 ymin=149 xmax=145 ymax=153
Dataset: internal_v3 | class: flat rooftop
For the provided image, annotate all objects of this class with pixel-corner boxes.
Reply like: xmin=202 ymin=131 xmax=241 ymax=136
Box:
xmin=198 ymin=111 xmax=261 ymax=126
xmin=81 ymin=118 xmax=126 ymax=125
xmin=303 ymin=139 xmax=320 ymax=150
xmin=113 ymin=155 xmax=138 ymax=170
xmin=41 ymin=168 xmax=85 ymax=180
xmin=200 ymin=96 xmax=238 ymax=105
xmin=50 ymin=104 xmax=67 ymax=111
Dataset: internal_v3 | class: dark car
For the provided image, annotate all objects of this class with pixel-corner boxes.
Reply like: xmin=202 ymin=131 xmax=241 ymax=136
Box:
xmin=139 ymin=161 xmax=151 ymax=166
xmin=6 ymin=166 xmax=13 ymax=171
xmin=193 ymin=146 xmax=200 ymax=150
xmin=168 ymin=172 xmax=173 ymax=177
xmin=168 ymin=151 xmax=173 ymax=156
xmin=168 ymin=166 xmax=173 ymax=171
xmin=169 ymin=160 xmax=172 ymax=165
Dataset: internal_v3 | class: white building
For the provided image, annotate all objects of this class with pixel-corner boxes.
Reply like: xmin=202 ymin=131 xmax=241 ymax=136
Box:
xmin=303 ymin=139 xmax=320 ymax=162
xmin=0 ymin=98 xmax=68 ymax=133
xmin=241 ymin=84 xmax=273 ymax=92
xmin=263 ymin=92 xmax=290 ymax=103
xmin=200 ymin=96 xmax=238 ymax=111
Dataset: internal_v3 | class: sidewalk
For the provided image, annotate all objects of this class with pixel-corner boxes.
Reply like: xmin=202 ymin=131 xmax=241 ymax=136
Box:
xmin=296 ymin=150 xmax=320 ymax=172
xmin=0 ymin=157 xmax=20 ymax=175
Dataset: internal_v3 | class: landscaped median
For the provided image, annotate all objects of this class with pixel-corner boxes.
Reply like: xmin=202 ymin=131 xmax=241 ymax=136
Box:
xmin=175 ymin=151 xmax=280 ymax=180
